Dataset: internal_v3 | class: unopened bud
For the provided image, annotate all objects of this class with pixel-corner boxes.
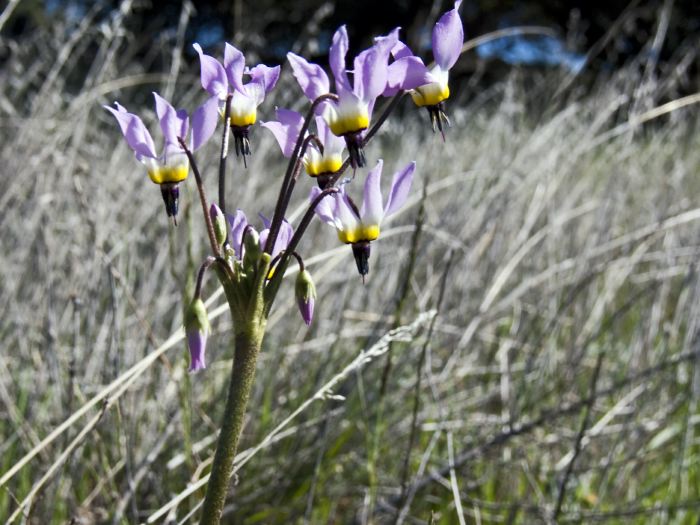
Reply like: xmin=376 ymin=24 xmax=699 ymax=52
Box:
xmin=243 ymin=227 xmax=261 ymax=269
xmin=184 ymin=298 xmax=210 ymax=372
xmin=210 ymin=204 xmax=227 ymax=246
xmin=295 ymin=269 xmax=316 ymax=326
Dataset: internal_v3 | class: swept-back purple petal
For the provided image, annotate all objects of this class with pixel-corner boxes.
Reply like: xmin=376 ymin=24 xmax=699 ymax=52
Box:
xmin=247 ymin=64 xmax=280 ymax=94
xmin=153 ymin=92 xmax=188 ymax=146
xmin=104 ymin=104 xmax=157 ymax=158
xmin=224 ymin=43 xmax=245 ymax=91
xmin=260 ymin=108 xmax=304 ymax=157
xmin=354 ymin=31 xmax=396 ymax=102
xmin=267 ymin=218 xmax=294 ymax=258
xmin=335 ymin=190 xmax=360 ymax=231
xmin=384 ymin=56 xmax=432 ymax=96
xmin=191 ymin=95 xmax=220 ymax=151
xmin=310 ymin=187 xmax=336 ymax=224
xmin=329 ymin=26 xmax=352 ymax=93
xmin=227 ymin=209 xmax=248 ymax=259
xmin=432 ymin=1 xmax=464 ymax=70
xmin=193 ymin=43 xmax=228 ymax=98
xmin=391 ymin=40 xmax=414 ymax=60
xmin=384 ymin=161 xmax=416 ymax=217
xmin=287 ymin=53 xmax=330 ymax=102
xmin=360 ymin=160 xmax=385 ymax=225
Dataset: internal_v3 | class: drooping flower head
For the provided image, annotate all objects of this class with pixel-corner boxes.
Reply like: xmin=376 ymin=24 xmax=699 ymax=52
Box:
xmin=287 ymin=27 xmax=401 ymax=169
xmin=391 ymin=1 xmax=464 ymax=136
xmin=104 ymin=93 xmax=219 ymax=223
xmin=261 ymin=108 xmax=346 ymax=188
xmin=193 ymin=43 xmax=280 ymax=164
xmin=311 ymin=159 xmax=415 ymax=278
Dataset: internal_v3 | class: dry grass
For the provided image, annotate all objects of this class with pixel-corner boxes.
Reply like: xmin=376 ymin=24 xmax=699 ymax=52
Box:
xmin=1 ymin=3 xmax=700 ymax=524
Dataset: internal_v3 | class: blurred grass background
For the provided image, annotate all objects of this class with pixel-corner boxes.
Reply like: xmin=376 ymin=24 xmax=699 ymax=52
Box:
xmin=1 ymin=0 xmax=700 ymax=523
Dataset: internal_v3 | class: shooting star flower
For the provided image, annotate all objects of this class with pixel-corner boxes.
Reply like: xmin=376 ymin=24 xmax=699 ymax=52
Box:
xmin=393 ymin=1 xmax=463 ymax=136
xmin=193 ymin=42 xmax=280 ymax=164
xmin=261 ymin=108 xmax=346 ymax=188
xmin=287 ymin=26 xmax=399 ymax=169
xmin=104 ymin=93 xmax=219 ymax=223
xmin=311 ymin=159 xmax=415 ymax=278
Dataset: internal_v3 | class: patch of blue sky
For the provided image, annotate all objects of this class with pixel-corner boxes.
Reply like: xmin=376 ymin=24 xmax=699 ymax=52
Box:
xmin=477 ymin=34 xmax=585 ymax=73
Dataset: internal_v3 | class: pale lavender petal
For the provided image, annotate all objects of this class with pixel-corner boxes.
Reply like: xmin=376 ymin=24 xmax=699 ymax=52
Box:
xmin=310 ymin=187 xmax=336 ymax=224
xmin=193 ymin=43 xmax=228 ymax=98
xmin=360 ymin=159 xmax=385 ymax=225
xmin=287 ymin=52 xmax=330 ymax=101
xmin=276 ymin=219 xmax=294 ymax=251
xmin=391 ymin=40 xmax=414 ymax=60
xmin=335 ymin=190 xmax=360 ymax=232
xmin=260 ymin=108 xmax=304 ymax=157
xmin=241 ymin=82 xmax=265 ymax=105
xmin=297 ymin=294 xmax=314 ymax=326
xmin=384 ymin=161 xmax=416 ymax=217
xmin=259 ymin=213 xmax=272 ymax=229
xmin=432 ymin=1 xmax=464 ymax=70
xmin=354 ymin=28 xmax=397 ymax=102
xmin=187 ymin=329 xmax=207 ymax=372
xmin=259 ymin=228 xmax=269 ymax=251
xmin=153 ymin=92 xmax=188 ymax=146
xmin=104 ymin=104 xmax=157 ymax=158
xmin=383 ymin=56 xmax=432 ymax=96
xmin=247 ymin=64 xmax=280 ymax=94
xmin=227 ymin=209 xmax=248 ymax=259
xmin=329 ymin=25 xmax=352 ymax=93
xmin=224 ymin=43 xmax=245 ymax=91
xmin=190 ymin=95 xmax=220 ymax=151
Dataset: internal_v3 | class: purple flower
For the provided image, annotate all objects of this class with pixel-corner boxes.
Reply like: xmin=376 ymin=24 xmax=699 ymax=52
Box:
xmin=185 ymin=298 xmax=210 ymax=372
xmin=226 ymin=210 xmax=293 ymax=262
xmin=261 ymin=108 xmax=346 ymax=186
xmin=311 ymin=159 xmax=415 ymax=277
xmin=193 ymin=42 xmax=280 ymax=160
xmin=391 ymin=2 xmax=464 ymax=134
xmin=104 ymin=93 xmax=219 ymax=222
xmin=287 ymin=27 xmax=400 ymax=168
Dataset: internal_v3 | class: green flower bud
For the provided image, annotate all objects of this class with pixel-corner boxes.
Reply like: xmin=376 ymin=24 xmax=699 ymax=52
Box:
xmin=184 ymin=298 xmax=210 ymax=372
xmin=210 ymin=204 xmax=227 ymax=247
xmin=295 ymin=269 xmax=316 ymax=326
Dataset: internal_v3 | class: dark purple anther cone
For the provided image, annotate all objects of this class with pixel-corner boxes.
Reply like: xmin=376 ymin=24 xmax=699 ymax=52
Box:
xmin=160 ymin=183 xmax=180 ymax=224
xmin=231 ymin=125 xmax=252 ymax=167
xmin=351 ymin=241 xmax=371 ymax=278
xmin=344 ymin=132 xmax=366 ymax=169
xmin=426 ymin=101 xmax=451 ymax=140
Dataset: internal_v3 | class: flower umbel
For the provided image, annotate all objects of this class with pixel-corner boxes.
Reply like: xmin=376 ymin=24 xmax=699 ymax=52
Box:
xmin=311 ymin=159 xmax=415 ymax=278
xmin=104 ymin=92 xmax=219 ymax=223
xmin=193 ymin=42 xmax=280 ymax=164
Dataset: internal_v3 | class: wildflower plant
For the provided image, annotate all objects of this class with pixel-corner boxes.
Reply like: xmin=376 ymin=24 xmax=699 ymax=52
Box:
xmin=104 ymin=3 xmax=463 ymax=523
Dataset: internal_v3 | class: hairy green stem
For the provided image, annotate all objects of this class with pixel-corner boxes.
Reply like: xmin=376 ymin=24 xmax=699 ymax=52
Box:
xmin=199 ymin=255 xmax=270 ymax=524
xmin=199 ymin=326 xmax=265 ymax=524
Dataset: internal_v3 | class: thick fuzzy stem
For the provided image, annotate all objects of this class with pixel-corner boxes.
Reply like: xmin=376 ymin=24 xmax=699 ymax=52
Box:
xmin=198 ymin=326 xmax=265 ymax=524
